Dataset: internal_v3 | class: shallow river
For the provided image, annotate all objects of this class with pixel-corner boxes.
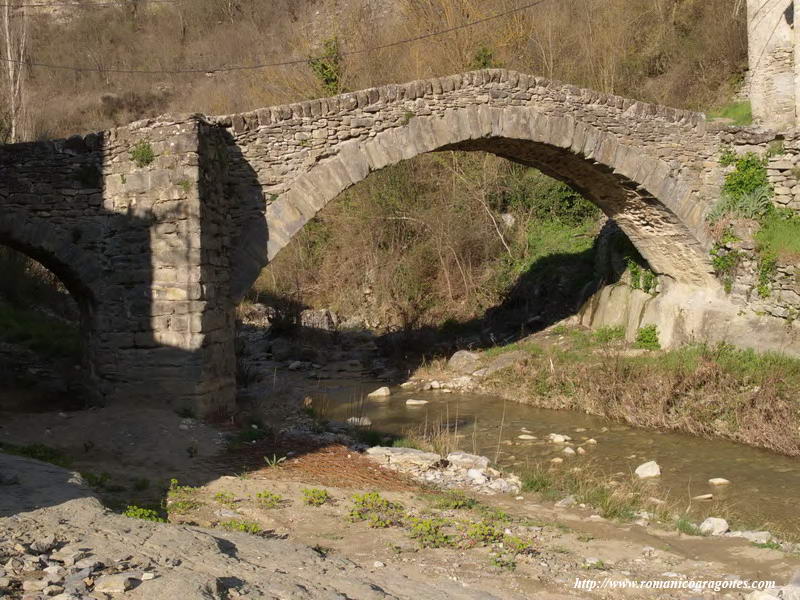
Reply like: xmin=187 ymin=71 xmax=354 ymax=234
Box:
xmin=312 ymin=378 xmax=800 ymax=535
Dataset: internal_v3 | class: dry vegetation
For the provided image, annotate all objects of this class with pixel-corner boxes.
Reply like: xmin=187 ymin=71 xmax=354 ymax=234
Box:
xmin=480 ymin=332 xmax=800 ymax=457
xmin=2 ymin=0 xmax=746 ymax=141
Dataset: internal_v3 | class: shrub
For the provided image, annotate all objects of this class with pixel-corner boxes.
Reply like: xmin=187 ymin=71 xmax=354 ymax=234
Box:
xmin=634 ymin=325 xmax=660 ymax=350
xmin=308 ymin=38 xmax=344 ymax=96
xmin=129 ymin=140 xmax=156 ymax=168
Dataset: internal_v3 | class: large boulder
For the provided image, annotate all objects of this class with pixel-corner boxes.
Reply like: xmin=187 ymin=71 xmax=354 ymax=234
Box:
xmin=447 ymin=350 xmax=481 ymax=374
xmin=365 ymin=447 xmax=441 ymax=469
xmin=699 ymin=517 xmax=729 ymax=536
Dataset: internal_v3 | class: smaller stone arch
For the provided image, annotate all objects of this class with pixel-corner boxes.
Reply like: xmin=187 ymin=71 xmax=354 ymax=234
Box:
xmin=0 ymin=212 xmax=101 ymax=312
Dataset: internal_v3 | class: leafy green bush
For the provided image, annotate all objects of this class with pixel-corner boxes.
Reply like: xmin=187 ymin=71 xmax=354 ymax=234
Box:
xmin=308 ymin=38 xmax=344 ymax=96
xmin=634 ymin=325 xmax=660 ymax=350
xmin=129 ymin=140 xmax=156 ymax=168
xmin=302 ymin=488 xmax=331 ymax=506
xmin=708 ymin=151 xmax=773 ymax=223
xmin=123 ymin=505 xmax=166 ymax=522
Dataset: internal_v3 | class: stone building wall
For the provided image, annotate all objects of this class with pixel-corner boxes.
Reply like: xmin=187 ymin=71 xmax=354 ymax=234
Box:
xmin=747 ymin=0 xmax=796 ymax=129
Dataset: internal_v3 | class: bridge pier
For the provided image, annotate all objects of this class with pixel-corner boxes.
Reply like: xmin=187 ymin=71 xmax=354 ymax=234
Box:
xmin=0 ymin=117 xmax=237 ymax=416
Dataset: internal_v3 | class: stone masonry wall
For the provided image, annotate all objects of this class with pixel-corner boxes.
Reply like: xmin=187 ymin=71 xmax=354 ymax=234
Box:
xmin=0 ymin=116 xmax=236 ymax=415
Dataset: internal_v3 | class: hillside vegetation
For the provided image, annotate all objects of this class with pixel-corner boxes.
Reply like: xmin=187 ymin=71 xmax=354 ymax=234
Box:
xmin=1 ymin=0 xmax=748 ymax=332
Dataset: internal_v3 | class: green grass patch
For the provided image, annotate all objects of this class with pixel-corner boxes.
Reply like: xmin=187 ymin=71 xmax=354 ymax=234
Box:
xmin=220 ymin=519 xmax=262 ymax=534
xmin=634 ymin=325 xmax=660 ymax=350
xmin=0 ymin=304 xmax=80 ymax=358
xmin=0 ymin=442 xmax=71 ymax=467
xmin=123 ymin=505 xmax=166 ymax=522
xmin=755 ymin=211 xmax=800 ymax=261
xmin=430 ymin=490 xmax=478 ymax=510
xmin=408 ymin=517 xmax=454 ymax=548
xmin=707 ymin=101 xmax=752 ymax=126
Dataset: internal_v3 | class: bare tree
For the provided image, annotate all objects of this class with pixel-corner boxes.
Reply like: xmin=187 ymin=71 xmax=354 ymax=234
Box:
xmin=2 ymin=0 xmax=27 ymax=143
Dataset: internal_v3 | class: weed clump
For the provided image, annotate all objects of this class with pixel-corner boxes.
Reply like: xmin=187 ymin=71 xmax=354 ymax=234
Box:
xmin=123 ymin=505 xmax=166 ymax=522
xmin=129 ymin=140 xmax=156 ymax=168
xmin=348 ymin=492 xmax=405 ymax=528
xmin=302 ymin=488 xmax=331 ymax=506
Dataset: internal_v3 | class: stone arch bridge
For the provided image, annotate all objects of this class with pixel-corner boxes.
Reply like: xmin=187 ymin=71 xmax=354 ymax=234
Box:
xmin=0 ymin=69 xmax=794 ymax=414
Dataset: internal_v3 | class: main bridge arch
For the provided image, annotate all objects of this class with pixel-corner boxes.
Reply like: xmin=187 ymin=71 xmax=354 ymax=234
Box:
xmin=220 ymin=69 xmax=719 ymax=301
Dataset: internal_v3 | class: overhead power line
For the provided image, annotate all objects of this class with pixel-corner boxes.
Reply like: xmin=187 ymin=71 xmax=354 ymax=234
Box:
xmin=0 ymin=0 xmax=550 ymax=75
xmin=0 ymin=0 xmax=177 ymax=8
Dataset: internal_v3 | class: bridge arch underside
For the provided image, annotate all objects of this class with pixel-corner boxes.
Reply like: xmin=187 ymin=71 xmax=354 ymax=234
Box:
xmin=442 ymin=136 xmax=713 ymax=286
xmin=254 ymin=111 xmax=717 ymax=298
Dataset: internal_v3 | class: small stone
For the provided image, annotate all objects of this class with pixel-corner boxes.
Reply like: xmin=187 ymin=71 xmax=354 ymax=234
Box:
xmin=347 ymin=416 xmax=372 ymax=427
xmin=517 ymin=434 xmax=536 ymax=440
xmin=548 ymin=433 xmax=571 ymax=443
xmin=367 ymin=386 xmax=391 ymax=398
xmin=555 ymin=495 xmax=576 ymax=508
xmin=708 ymin=478 xmax=731 ymax=486
xmin=562 ymin=447 xmax=576 ymax=456
xmin=141 ymin=572 xmax=156 ymax=581
xmin=550 ymin=457 xmax=563 ymax=464
xmin=31 ymin=535 xmax=56 ymax=554
xmin=634 ymin=461 xmax=661 ymax=479
xmin=576 ymin=447 xmax=586 ymax=455
xmin=692 ymin=493 xmax=714 ymax=501
xmin=400 ymin=381 xmax=417 ymax=390
xmin=43 ymin=584 xmax=65 ymax=596
xmin=699 ymin=517 xmax=729 ymax=536
xmin=288 ymin=360 xmax=304 ymax=371
xmin=23 ymin=580 xmax=48 ymax=592
xmin=586 ymin=438 xmax=597 ymax=445
xmin=405 ymin=399 xmax=429 ymax=406
xmin=466 ymin=469 xmax=488 ymax=484
xmin=373 ymin=561 xmax=386 ymax=568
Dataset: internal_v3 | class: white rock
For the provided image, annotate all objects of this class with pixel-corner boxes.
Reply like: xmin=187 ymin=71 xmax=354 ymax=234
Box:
xmin=400 ymin=381 xmax=417 ymax=390
xmin=576 ymin=447 xmax=586 ymax=455
xmin=692 ymin=493 xmax=714 ymax=501
xmin=555 ymin=495 xmax=576 ymax=508
xmin=467 ymin=469 xmax=488 ymax=484
xmin=373 ymin=561 xmax=386 ymax=568
xmin=727 ymin=530 xmax=772 ymax=544
xmin=699 ymin=517 xmax=729 ymax=536
xmin=405 ymin=399 xmax=429 ymax=406
xmin=94 ymin=575 xmax=136 ymax=594
xmin=365 ymin=447 xmax=441 ymax=469
xmin=548 ymin=433 xmax=571 ymax=443
xmin=562 ymin=447 xmax=576 ymax=456
xmin=550 ymin=457 xmax=563 ymax=464
xmin=586 ymin=438 xmax=597 ymax=445
xmin=517 ymin=434 xmax=536 ymax=440
xmin=288 ymin=360 xmax=304 ymax=371
xmin=708 ymin=478 xmax=731 ymax=486
xmin=447 ymin=452 xmax=490 ymax=470
xmin=367 ymin=386 xmax=391 ymax=398
xmin=634 ymin=461 xmax=661 ymax=479
xmin=347 ymin=416 xmax=372 ymax=427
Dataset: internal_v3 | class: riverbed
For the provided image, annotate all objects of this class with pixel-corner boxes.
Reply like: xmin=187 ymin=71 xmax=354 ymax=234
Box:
xmin=312 ymin=377 xmax=800 ymax=535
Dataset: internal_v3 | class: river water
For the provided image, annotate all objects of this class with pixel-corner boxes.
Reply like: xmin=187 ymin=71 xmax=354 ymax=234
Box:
xmin=312 ymin=378 xmax=800 ymax=535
